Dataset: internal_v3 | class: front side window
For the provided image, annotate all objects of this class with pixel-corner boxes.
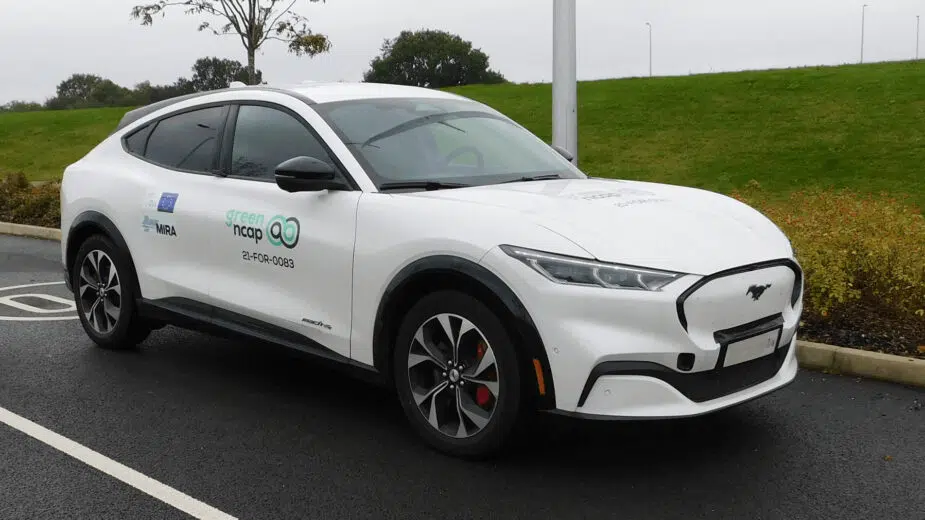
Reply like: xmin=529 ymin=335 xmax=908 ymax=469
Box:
xmin=229 ymin=104 xmax=335 ymax=180
xmin=143 ymin=106 xmax=225 ymax=172
xmin=311 ymin=97 xmax=584 ymax=188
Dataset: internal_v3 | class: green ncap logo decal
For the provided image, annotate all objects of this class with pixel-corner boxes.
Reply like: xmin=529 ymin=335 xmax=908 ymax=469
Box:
xmin=267 ymin=215 xmax=300 ymax=249
xmin=226 ymin=209 xmax=300 ymax=249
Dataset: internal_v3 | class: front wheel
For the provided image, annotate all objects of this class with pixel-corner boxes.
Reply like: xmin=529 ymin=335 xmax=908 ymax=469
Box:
xmin=392 ymin=290 xmax=523 ymax=459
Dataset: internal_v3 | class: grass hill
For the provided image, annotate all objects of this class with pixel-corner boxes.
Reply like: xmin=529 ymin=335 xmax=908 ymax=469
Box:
xmin=447 ymin=60 xmax=925 ymax=208
xmin=2 ymin=61 xmax=923 ymax=207
xmin=0 ymin=107 xmax=131 ymax=183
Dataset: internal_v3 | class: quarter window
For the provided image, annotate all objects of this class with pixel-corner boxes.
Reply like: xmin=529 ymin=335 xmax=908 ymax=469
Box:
xmin=143 ymin=106 xmax=225 ymax=172
xmin=229 ymin=104 xmax=336 ymax=180
xmin=124 ymin=124 xmax=152 ymax=155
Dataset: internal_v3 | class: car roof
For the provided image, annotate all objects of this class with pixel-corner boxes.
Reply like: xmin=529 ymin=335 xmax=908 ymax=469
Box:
xmin=282 ymin=81 xmax=466 ymax=104
xmin=114 ymin=81 xmax=467 ymax=132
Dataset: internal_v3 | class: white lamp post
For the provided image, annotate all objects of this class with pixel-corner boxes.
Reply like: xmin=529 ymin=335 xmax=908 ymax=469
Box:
xmin=552 ymin=0 xmax=578 ymax=165
xmin=860 ymin=4 xmax=868 ymax=63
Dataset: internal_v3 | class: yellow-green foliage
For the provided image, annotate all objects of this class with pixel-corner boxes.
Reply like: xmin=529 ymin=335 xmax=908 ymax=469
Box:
xmin=0 ymin=172 xmax=61 ymax=228
xmin=733 ymin=181 xmax=925 ymax=325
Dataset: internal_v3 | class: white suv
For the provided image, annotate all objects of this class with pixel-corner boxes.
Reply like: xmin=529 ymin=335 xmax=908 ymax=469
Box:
xmin=60 ymin=82 xmax=803 ymax=458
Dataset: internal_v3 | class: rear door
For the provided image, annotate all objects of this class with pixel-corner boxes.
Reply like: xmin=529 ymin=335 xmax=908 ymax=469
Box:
xmin=122 ymin=103 xmax=230 ymax=305
xmin=203 ymin=98 xmax=361 ymax=359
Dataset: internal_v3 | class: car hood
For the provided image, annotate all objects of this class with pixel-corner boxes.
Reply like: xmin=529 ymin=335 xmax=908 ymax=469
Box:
xmin=407 ymin=178 xmax=792 ymax=275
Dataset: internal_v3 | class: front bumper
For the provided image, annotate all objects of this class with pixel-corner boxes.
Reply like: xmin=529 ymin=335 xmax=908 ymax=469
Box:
xmin=480 ymin=247 xmax=803 ymax=418
xmin=566 ymin=333 xmax=798 ymax=419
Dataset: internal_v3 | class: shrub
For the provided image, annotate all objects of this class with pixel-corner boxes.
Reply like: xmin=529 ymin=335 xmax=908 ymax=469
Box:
xmin=0 ymin=172 xmax=61 ymax=228
xmin=732 ymin=181 xmax=925 ymax=345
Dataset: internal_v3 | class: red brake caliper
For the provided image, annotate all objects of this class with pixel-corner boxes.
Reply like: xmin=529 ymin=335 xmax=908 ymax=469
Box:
xmin=474 ymin=341 xmax=491 ymax=407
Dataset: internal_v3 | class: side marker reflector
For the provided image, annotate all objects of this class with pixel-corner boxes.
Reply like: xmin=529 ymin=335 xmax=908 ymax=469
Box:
xmin=532 ymin=358 xmax=546 ymax=396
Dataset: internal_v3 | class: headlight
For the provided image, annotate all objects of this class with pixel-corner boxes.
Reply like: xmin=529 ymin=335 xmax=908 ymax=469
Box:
xmin=500 ymin=245 xmax=684 ymax=291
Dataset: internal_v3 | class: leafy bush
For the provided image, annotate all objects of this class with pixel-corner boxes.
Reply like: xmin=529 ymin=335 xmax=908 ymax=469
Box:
xmin=0 ymin=172 xmax=61 ymax=228
xmin=732 ymin=181 xmax=925 ymax=350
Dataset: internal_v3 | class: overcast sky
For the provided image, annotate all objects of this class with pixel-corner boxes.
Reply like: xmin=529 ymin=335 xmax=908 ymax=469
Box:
xmin=1 ymin=0 xmax=922 ymax=104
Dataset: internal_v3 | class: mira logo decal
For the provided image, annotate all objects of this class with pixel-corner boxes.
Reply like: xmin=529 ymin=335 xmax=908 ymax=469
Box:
xmin=746 ymin=283 xmax=772 ymax=301
xmin=142 ymin=216 xmax=177 ymax=237
xmin=225 ymin=209 xmax=300 ymax=249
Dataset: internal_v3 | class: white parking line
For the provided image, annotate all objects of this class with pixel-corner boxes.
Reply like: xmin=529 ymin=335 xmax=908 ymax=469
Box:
xmin=0 ymin=281 xmax=79 ymax=321
xmin=0 ymin=405 xmax=237 ymax=520
xmin=0 ymin=316 xmax=80 ymax=321
xmin=0 ymin=281 xmax=68 ymax=292
xmin=0 ymin=294 xmax=76 ymax=313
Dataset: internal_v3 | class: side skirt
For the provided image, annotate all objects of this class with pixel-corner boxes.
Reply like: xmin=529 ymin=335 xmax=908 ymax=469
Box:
xmin=137 ymin=297 xmax=384 ymax=386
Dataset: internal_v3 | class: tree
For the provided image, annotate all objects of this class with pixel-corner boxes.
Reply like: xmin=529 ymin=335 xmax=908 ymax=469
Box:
xmin=189 ymin=56 xmax=262 ymax=91
xmin=49 ymin=74 xmax=135 ymax=109
xmin=131 ymin=79 xmax=196 ymax=104
xmin=55 ymin=74 xmax=106 ymax=103
xmin=363 ymin=29 xmax=506 ymax=88
xmin=0 ymin=100 xmax=44 ymax=113
xmin=130 ymin=0 xmax=332 ymax=85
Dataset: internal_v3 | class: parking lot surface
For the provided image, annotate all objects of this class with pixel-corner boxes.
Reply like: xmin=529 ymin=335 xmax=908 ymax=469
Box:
xmin=1 ymin=234 xmax=923 ymax=520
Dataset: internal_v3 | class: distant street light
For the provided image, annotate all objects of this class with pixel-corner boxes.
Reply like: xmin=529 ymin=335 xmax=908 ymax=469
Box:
xmin=917 ymin=15 xmax=920 ymax=60
xmin=645 ymin=22 xmax=652 ymax=77
xmin=861 ymin=4 xmax=869 ymax=63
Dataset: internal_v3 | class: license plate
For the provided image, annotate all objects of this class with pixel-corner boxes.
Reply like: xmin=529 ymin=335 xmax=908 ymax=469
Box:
xmin=723 ymin=328 xmax=780 ymax=368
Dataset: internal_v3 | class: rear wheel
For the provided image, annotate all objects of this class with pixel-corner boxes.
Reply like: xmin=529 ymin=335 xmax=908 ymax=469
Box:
xmin=392 ymin=290 xmax=523 ymax=459
xmin=72 ymin=234 xmax=151 ymax=349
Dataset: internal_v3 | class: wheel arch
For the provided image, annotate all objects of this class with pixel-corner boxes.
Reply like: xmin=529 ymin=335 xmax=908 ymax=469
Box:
xmin=66 ymin=211 xmax=142 ymax=298
xmin=372 ymin=255 xmax=557 ymax=410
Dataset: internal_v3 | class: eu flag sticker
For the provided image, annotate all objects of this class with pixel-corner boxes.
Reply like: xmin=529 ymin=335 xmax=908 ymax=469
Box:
xmin=157 ymin=192 xmax=179 ymax=213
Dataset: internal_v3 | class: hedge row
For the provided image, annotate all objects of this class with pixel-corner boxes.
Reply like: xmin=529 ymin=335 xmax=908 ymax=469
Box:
xmin=2 ymin=172 xmax=923 ymax=355
xmin=0 ymin=172 xmax=60 ymax=228
xmin=732 ymin=181 xmax=924 ymax=357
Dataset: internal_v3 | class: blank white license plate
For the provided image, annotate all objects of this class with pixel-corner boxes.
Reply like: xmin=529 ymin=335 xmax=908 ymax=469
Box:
xmin=723 ymin=328 xmax=780 ymax=367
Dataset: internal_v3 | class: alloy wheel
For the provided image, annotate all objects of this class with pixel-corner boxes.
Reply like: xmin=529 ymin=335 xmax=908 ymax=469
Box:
xmin=77 ymin=250 xmax=122 ymax=334
xmin=407 ymin=313 xmax=500 ymax=438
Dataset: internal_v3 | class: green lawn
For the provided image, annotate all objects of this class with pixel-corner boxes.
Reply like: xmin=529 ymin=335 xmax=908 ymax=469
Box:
xmin=0 ymin=107 xmax=132 ymax=182
xmin=2 ymin=61 xmax=923 ymax=207
xmin=447 ymin=60 xmax=925 ymax=209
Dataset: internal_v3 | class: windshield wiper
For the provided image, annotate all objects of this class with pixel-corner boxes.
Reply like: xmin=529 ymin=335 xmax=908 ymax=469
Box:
xmin=378 ymin=181 xmax=471 ymax=191
xmin=361 ymin=111 xmax=508 ymax=148
xmin=500 ymin=174 xmax=562 ymax=183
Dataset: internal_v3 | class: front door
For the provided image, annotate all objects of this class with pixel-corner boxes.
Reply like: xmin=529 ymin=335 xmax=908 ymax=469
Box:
xmin=203 ymin=101 xmax=360 ymax=359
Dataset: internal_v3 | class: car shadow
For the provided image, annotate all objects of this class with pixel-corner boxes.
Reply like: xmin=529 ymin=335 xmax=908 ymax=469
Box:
xmin=51 ymin=324 xmax=916 ymax=520
xmin=92 ymin=326 xmax=773 ymax=460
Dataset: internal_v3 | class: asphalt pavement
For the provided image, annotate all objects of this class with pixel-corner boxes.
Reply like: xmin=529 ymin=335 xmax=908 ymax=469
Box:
xmin=1 ymin=234 xmax=923 ymax=520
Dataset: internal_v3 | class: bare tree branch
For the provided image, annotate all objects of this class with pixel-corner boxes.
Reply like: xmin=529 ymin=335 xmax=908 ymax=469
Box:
xmin=220 ymin=0 xmax=250 ymax=28
xmin=213 ymin=1 xmax=249 ymax=49
xmin=261 ymin=0 xmax=296 ymax=41
xmin=130 ymin=0 xmax=332 ymax=84
xmin=215 ymin=1 xmax=243 ymax=36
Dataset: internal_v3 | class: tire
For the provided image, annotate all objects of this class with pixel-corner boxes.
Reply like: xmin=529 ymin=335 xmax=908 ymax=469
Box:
xmin=392 ymin=290 xmax=523 ymax=459
xmin=71 ymin=234 xmax=151 ymax=350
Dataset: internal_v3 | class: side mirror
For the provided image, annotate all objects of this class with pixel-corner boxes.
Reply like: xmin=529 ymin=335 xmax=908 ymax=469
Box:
xmin=274 ymin=156 xmax=348 ymax=193
xmin=551 ymin=144 xmax=575 ymax=163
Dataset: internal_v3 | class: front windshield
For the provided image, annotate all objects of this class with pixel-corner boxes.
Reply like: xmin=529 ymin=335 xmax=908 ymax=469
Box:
xmin=311 ymin=97 xmax=586 ymax=188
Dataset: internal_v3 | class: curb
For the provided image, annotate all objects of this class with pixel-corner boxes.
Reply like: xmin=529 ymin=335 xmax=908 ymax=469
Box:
xmin=1 ymin=221 xmax=923 ymax=388
xmin=796 ymin=340 xmax=924 ymax=388
xmin=0 ymin=221 xmax=61 ymax=241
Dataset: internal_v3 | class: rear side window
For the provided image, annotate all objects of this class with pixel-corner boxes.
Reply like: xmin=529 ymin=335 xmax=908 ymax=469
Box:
xmin=143 ymin=106 xmax=226 ymax=172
